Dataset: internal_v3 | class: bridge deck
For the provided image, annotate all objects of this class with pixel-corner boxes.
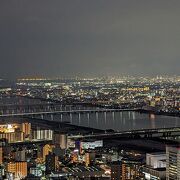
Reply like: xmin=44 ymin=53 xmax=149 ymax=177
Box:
xmin=0 ymin=108 xmax=138 ymax=117
xmin=69 ymin=127 xmax=180 ymax=140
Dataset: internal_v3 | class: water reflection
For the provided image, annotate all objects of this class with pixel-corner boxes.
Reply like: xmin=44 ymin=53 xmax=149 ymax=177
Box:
xmin=2 ymin=97 xmax=179 ymax=132
xmin=50 ymin=111 xmax=180 ymax=131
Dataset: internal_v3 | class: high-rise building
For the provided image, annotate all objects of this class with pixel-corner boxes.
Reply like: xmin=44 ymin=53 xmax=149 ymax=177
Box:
xmin=53 ymin=133 xmax=67 ymax=149
xmin=146 ymin=152 xmax=166 ymax=168
xmin=43 ymin=144 xmax=52 ymax=161
xmin=0 ymin=132 xmax=24 ymax=143
xmin=85 ymin=152 xmax=95 ymax=167
xmin=21 ymin=123 xmax=31 ymax=138
xmin=166 ymin=145 xmax=180 ymax=180
xmin=7 ymin=162 xmax=27 ymax=179
xmin=121 ymin=158 xmax=143 ymax=180
xmin=33 ymin=129 xmax=53 ymax=140
xmin=0 ymin=148 xmax=3 ymax=164
xmin=142 ymin=152 xmax=166 ymax=180
xmin=111 ymin=161 xmax=122 ymax=180
xmin=45 ymin=152 xmax=58 ymax=174
xmin=71 ymin=151 xmax=78 ymax=163
xmin=15 ymin=150 xmax=26 ymax=162
xmin=0 ymin=165 xmax=5 ymax=179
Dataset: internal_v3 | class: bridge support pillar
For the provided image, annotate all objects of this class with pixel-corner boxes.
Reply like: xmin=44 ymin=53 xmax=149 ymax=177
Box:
xmin=96 ymin=112 xmax=98 ymax=121
xmin=87 ymin=113 xmax=90 ymax=126
xmin=78 ymin=113 xmax=81 ymax=124
xmin=51 ymin=114 xmax=54 ymax=121
xmin=112 ymin=112 xmax=115 ymax=121
xmin=104 ymin=112 xmax=107 ymax=122
xmin=70 ymin=113 xmax=72 ymax=122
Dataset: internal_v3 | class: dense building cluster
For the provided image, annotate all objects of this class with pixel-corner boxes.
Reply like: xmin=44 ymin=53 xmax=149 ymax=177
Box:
xmin=13 ymin=76 xmax=180 ymax=115
xmin=0 ymin=77 xmax=179 ymax=179
xmin=0 ymin=119 xmax=178 ymax=179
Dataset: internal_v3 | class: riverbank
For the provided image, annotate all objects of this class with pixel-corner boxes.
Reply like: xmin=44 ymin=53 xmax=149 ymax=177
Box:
xmin=138 ymin=109 xmax=180 ymax=118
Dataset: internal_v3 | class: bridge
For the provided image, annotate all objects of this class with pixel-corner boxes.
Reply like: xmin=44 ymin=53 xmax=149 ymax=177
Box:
xmin=69 ymin=127 xmax=180 ymax=140
xmin=0 ymin=103 xmax=73 ymax=111
xmin=0 ymin=108 xmax=138 ymax=117
xmin=0 ymin=103 xmax=57 ymax=108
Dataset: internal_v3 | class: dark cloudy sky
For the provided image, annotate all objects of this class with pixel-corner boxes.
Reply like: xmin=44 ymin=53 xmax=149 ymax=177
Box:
xmin=0 ymin=0 xmax=180 ymax=79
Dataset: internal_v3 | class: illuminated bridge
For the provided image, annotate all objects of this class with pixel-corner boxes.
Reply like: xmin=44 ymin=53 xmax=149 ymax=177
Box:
xmin=69 ymin=127 xmax=180 ymax=140
xmin=0 ymin=108 xmax=138 ymax=118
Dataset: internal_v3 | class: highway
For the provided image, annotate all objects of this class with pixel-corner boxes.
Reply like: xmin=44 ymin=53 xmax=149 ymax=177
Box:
xmin=69 ymin=127 xmax=180 ymax=140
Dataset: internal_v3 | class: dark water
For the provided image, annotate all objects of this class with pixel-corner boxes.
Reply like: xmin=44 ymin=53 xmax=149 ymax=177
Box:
xmin=48 ymin=111 xmax=180 ymax=131
xmin=1 ymin=96 xmax=180 ymax=132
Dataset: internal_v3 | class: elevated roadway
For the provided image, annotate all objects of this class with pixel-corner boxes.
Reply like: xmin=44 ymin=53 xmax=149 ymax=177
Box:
xmin=69 ymin=127 xmax=180 ymax=140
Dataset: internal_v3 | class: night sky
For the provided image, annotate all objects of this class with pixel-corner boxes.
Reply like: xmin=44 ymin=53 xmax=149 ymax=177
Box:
xmin=0 ymin=0 xmax=180 ymax=79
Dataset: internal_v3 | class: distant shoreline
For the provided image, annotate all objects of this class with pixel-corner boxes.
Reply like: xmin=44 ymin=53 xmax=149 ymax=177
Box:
xmin=138 ymin=109 xmax=180 ymax=118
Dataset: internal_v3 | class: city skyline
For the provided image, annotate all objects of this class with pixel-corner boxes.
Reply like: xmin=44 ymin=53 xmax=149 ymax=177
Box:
xmin=0 ymin=1 xmax=180 ymax=179
xmin=0 ymin=65 xmax=179 ymax=179
xmin=0 ymin=0 xmax=180 ymax=79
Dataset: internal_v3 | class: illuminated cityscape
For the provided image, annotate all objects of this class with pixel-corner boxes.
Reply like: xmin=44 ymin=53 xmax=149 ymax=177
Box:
xmin=0 ymin=0 xmax=180 ymax=179
xmin=0 ymin=76 xmax=179 ymax=179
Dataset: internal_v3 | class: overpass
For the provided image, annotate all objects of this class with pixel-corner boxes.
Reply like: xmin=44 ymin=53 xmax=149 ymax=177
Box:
xmin=69 ymin=127 xmax=180 ymax=140
xmin=0 ymin=108 xmax=138 ymax=117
